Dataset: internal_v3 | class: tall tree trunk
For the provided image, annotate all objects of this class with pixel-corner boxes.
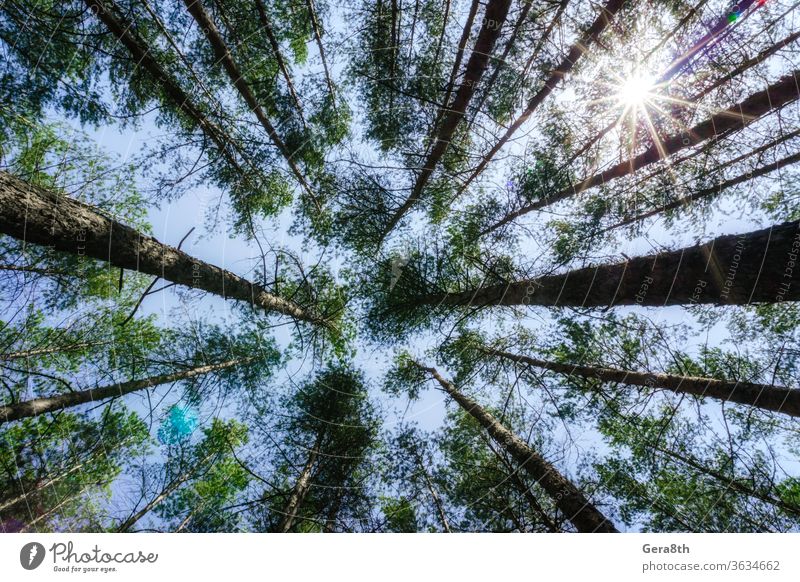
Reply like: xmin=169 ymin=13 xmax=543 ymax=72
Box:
xmin=413 ymin=362 xmax=618 ymax=532
xmin=455 ymin=0 xmax=628 ymax=200
xmin=482 ymin=346 xmax=800 ymax=417
xmin=276 ymin=433 xmax=324 ymax=533
xmin=380 ymin=0 xmax=513 ymax=239
xmin=1 ymin=341 xmax=100 ymax=361
xmin=182 ymin=0 xmax=318 ymax=208
xmin=0 ymin=172 xmax=329 ymax=327
xmin=421 ymin=220 xmax=800 ymax=308
xmin=483 ymin=71 xmax=800 ymax=235
xmin=84 ymin=0 xmax=245 ymax=175
xmin=253 ymin=0 xmax=306 ymax=124
xmin=0 ymin=358 xmax=251 ymax=423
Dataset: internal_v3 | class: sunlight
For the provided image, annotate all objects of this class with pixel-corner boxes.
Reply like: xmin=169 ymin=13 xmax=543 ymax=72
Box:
xmin=617 ymin=73 xmax=655 ymax=106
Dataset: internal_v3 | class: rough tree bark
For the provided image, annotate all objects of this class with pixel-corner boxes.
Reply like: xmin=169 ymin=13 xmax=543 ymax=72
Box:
xmin=421 ymin=220 xmax=800 ymax=308
xmin=0 ymin=172 xmax=330 ymax=327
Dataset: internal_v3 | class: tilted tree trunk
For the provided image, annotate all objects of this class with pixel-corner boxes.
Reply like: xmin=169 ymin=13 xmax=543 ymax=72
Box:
xmin=84 ymin=0 xmax=245 ymax=175
xmin=482 ymin=346 xmax=800 ymax=417
xmin=466 ymin=0 xmax=533 ymax=132
xmin=483 ymin=71 xmax=800 ymax=235
xmin=182 ymin=0 xmax=318 ymax=208
xmin=0 ymin=358 xmax=251 ymax=423
xmin=455 ymin=0 xmax=628 ymax=200
xmin=0 ymin=172 xmax=330 ymax=327
xmin=380 ymin=0 xmax=513 ymax=239
xmin=276 ymin=432 xmax=324 ymax=533
xmin=0 ymin=341 xmax=101 ymax=361
xmin=421 ymin=220 xmax=800 ymax=309
xmin=413 ymin=362 xmax=618 ymax=532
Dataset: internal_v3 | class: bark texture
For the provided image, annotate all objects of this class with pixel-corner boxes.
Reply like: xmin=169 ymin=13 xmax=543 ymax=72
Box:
xmin=0 ymin=172 xmax=328 ymax=326
xmin=429 ymin=221 xmax=800 ymax=308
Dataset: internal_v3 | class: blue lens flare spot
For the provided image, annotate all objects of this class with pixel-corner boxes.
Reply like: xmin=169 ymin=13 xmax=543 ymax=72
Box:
xmin=157 ymin=404 xmax=199 ymax=444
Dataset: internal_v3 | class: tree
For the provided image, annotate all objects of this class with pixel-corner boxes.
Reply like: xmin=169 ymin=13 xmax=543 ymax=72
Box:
xmin=377 ymin=221 xmax=800 ymax=322
xmin=0 ymin=171 xmax=335 ymax=328
xmin=388 ymin=357 xmax=618 ymax=532
xmin=254 ymin=366 xmax=379 ymax=532
xmin=0 ymin=407 xmax=149 ymax=532
xmin=117 ymin=418 xmax=249 ymax=532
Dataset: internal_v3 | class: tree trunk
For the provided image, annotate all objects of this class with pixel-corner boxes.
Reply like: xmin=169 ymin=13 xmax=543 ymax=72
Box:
xmin=483 ymin=346 xmax=800 ymax=417
xmin=422 ymin=220 xmax=800 ymax=308
xmin=456 ymin=0 xmax=627 ymax=199
xmin=84 ymin=0 xmax=244 ymax=174
xmin=483 ymin=70 xmax=800 ymax=235
xmin=0 ymin=358 xmax=250 ymax=423
xmin=0 ymin=172 xmax=329 ymax=327
xmin=380 ymin=0 xmax=513 ymax=239
xmin=1 ymin=341 xmax=100 ymax=361
xmin=182 ymin=0 xmax=318 ymax=208
xmin=276 ymin=433 xmax=323 ymax=533
xmin=415 ymin=362 xmax=618 ymax=532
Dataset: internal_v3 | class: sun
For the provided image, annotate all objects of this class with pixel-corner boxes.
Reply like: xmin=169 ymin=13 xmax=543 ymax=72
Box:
xmin=617 ymin=73 xmax=656 ymax=106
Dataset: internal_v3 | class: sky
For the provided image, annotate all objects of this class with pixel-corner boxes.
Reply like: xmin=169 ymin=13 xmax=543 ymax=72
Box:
xmin=6 ymin=0 xmax=799 ymax=531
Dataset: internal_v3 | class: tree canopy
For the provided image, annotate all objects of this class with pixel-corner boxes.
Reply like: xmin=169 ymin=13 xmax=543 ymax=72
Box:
xmin=1 ymin=0 xmax=799 ymax=533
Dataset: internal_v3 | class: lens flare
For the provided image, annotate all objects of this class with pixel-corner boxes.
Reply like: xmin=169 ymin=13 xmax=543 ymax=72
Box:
xmin=618 ymin=74 xmax=655 ymax=106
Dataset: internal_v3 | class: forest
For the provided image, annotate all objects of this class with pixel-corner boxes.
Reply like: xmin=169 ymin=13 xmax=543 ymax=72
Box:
xmin=0 ymin=0 xmax=799 ymax=533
